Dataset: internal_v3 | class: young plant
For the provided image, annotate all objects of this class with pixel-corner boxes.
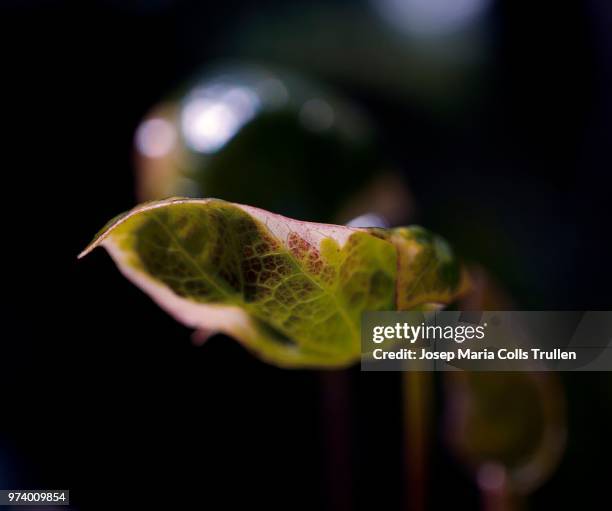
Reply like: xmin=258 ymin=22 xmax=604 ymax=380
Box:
xmin=80 ymin=197 xmax=466 ymax=368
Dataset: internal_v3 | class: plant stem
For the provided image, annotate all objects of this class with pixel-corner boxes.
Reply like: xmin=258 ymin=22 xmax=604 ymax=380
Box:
xmin=320 ymin=369 xmax=352 ymax=511
xmin=403 ymin=371 xmax=431 ymax=511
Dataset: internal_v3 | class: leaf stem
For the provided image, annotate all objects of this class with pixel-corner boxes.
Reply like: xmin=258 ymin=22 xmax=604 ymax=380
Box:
xmin=320 ymin=370 xmax=353 ymax=511
xmin=402 ymin=371 xmax=431 ymax=511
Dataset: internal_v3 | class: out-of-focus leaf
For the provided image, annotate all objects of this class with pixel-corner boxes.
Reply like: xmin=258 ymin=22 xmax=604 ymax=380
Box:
xmin=445 ymin=372 xmax=566 ymax=494
xmin=80 ymin=198 xmax=466 ymax=367
xmin=134 ymin=65 xmax=414 ymax=226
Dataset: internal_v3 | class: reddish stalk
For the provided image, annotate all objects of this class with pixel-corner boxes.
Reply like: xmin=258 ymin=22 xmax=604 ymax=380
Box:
xmin=402 ymin=371 xmax=431 ymax=511
xmin=320 ymin=369 xmax=352 ymax=511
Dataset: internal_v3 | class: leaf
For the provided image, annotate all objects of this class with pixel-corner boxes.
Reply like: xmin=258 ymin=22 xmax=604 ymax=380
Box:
xmin=80 ymin=198 xmax=467 ymax=368
xmin=445 ymin=372 xmax=566 ymax=494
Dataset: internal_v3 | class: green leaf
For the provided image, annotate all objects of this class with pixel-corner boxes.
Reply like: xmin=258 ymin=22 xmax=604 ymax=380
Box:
xmin=80 ymin=198 xmax=466 ymax=368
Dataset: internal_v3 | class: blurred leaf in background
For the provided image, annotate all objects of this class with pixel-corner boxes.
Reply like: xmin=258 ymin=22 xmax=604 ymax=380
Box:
xmin=134 ymin=64 xmax=413 ymax=225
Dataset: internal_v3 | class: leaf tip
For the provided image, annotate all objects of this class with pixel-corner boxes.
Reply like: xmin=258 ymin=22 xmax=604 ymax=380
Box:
xmin=77 ymin=245 xmax=94 ymax=259
xmin=77 ymin=231 xmax=109 ymax=259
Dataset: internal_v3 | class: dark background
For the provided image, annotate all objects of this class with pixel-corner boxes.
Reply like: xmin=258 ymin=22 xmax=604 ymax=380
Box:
xmin=2 ymin=1 xmax=612 ymax=509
